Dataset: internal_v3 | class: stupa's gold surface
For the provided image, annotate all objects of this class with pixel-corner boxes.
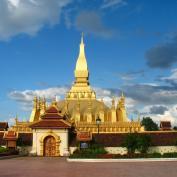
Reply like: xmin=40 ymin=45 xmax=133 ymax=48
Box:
xmin=11 ymin=35 xmax=143 ymax=133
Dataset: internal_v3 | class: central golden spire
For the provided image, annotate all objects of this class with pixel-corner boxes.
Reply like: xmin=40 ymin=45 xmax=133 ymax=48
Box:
xmin=66 ymin=33 xmax=96 ymax=100
xmin=74 ymin=33 xmax=89 ymax=83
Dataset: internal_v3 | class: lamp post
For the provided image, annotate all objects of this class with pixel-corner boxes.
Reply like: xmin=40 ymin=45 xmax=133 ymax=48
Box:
xmin=96 ymin=116 xmax=101 ymax=135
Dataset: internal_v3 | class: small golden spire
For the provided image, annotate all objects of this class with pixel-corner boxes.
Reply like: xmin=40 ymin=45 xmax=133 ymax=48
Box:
xmin=138 ymin=112 xmax=140 ymax=122
xmin=51 ymin=96 xmax=57 ymax=106
xmin=15 ymin=114 xmax=18 ymax=124
xmin=33 ymin=96 xmax=38 ymax=109
xmin=41 ymin=96 xmax=46 ymax=113
xmin=38 ymin=97 xmax=41 ymax=110
xmin=112 ymin=97 xmax=115 ymax=109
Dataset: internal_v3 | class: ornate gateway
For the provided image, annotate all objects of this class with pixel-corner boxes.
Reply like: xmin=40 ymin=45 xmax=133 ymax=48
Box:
xmin=44 ymin=136 xmax=56 ymax=157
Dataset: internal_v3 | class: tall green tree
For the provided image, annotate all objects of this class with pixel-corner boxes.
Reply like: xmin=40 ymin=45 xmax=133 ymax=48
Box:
xmin=141 ymin=117 xmax=159 ymax=131
xmin=122 ymin=133 xmax=151 ymax=154
xmin=122 ymin=133 xmax=138 ymax=153
xmin=136 ymin=135 xmax=151 ymax=153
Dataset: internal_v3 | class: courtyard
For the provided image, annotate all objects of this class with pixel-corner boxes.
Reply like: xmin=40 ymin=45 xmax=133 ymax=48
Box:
xmin=0 ymin=157 xmax=177 ymax=177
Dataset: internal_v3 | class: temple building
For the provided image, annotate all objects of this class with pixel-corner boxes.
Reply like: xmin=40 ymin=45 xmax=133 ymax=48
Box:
xmin=8 ymin=34 xmax=144 ymax=156
xmin=25 ymin=34 xmax=143 ymax=133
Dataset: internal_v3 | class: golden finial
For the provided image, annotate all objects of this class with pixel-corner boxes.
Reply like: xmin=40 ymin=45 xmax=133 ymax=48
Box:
xmin=81 ymin=32 xmax=84 ymax=44
xmin=121 ymin=91 xmax=125 ymax=98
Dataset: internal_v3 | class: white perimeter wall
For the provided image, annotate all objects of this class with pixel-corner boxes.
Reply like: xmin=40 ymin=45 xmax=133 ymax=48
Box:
xmin=69 ymin=146 xmax=177 ymax=155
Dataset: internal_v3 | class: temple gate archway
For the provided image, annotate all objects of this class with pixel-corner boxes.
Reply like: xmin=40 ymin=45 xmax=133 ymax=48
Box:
xmin=44 ymin=136 xmax=56 ymax=156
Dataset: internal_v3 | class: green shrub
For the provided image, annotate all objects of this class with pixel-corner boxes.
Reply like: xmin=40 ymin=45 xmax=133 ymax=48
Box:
xmin=0 ymin=146 xmax=8 ymax=153
xmin=148 ymin=152 xmax=162 ymax=158
xmin=70 ymin=143 xmax=107 ymax=158
xmin=122 ymin=133 xmax=138 ymax=153
xmin=136 ymin=135 xmax=151 ymax=153
xmin=122 ymin=133 xmax=151 ymax=154
xmin=163 ymin=152 xmax=177 ymax=158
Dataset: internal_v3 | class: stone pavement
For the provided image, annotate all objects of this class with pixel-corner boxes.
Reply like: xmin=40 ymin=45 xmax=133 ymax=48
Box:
xmin=0 ymin=157 xmax=177 ymax=177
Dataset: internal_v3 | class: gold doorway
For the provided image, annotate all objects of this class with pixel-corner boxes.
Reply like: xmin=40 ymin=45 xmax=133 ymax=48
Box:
xmin=44 ymin=136 xmax=56 ymax=156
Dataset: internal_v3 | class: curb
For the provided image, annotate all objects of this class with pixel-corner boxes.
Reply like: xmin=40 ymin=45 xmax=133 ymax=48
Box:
xmin=0 ymin=155 xmax=23 ymax=160
xmin=67 ymin=158 xmax=177 ymax=163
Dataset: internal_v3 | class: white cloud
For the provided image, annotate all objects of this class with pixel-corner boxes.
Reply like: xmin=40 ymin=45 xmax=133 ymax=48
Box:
xmin=9 ymin=86 xmax=69 ymax=102
xmin=0 ymin=0 xmax=71 ymax=40
xmin=141 ymin=104 xmax=177 ymax=126
xmin=8 ymin=0 xmax=20 ymax=7
xmin=9 ymin=86 xmax=132 ymax=111
xmin=101 ymin=0 xmax=127 ymax=9
xmin=8 ymin=86 xmax=69 ymax=111
xmin=9 ymin=86 xmax=177 ymax=126
xmin=160 ymin=68 xmax=177 ymax=85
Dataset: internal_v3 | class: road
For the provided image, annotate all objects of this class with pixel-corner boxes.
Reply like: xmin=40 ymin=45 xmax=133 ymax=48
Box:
xmin=0 ymin=157 xmax=177 ymax=177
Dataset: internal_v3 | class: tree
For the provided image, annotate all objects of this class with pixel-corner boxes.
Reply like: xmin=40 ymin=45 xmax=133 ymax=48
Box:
xmin=122 ymin=133 xmax=138 ymax=153
xmin=173 ymin=126 xmax=177 ymax=130
xmin=122 ymin=133 xmax=151 ymax=154
xmin=136 ymin=135 xmax=151 ymax=153
xmin=141 ymin=117 xmax=159 ymax=131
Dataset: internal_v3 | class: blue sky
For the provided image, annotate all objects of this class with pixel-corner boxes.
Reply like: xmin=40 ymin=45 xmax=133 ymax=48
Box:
xmin=1 ymin=0 xmax=177 ymax=125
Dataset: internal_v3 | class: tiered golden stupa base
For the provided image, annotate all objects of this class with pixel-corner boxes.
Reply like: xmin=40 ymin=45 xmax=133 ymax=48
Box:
xmin=11 ymin=120 xmax=32 ymax=133
xmin=75 ymin=121 xmax=143 ymax=133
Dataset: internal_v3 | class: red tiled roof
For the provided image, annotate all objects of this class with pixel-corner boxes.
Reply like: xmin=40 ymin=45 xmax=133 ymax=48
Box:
xmin=45 ymin=106 xmax=59 ymax=114
xmin=3 ymin=131 xmax=17 ymax=140
xmin=40 ymin=105 xmax=63 ymax=119
xmin=160 ymin=121 xmax=171 ymax=129
xmin=30 ymin=104 xmax=71 ymax=129
xmin=0 ymin=122 xmax=8 ymax=131
xmin=29 ymin=120 xmax=71 ymax=129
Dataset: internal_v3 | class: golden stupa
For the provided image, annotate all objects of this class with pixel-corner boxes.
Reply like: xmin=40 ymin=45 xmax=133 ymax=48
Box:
xmin=11 ymin=34 xmax=143 ymax=133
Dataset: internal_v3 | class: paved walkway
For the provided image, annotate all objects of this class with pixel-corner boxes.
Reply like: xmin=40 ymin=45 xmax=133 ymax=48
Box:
xmin=0 ymin=157 xmax=177 ymax=177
